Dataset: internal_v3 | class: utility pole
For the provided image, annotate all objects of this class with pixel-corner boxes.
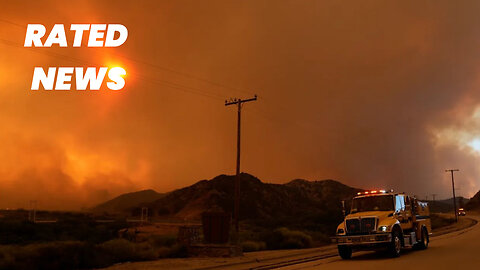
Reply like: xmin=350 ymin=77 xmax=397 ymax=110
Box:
xmin=445 ymin=169 xmax=459 ymax=222
xmin=431 ymin=194 xmax=436 ymax=209
xmin=141 ymin=207 xmax=148 ymax=225
xmin=225 ymin=95 xmax=257 ymax=232
xmin=29 ymin=200 xmax=37 ymax=223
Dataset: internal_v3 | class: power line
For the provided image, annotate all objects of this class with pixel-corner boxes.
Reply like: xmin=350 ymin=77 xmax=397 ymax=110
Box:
xmin=0 ymin=18 xmax=25 ymax=29
xmin=0 ymin=38 xmax=225 ymax=100
xmin=111 ymin=53 xmax=256 ymax=97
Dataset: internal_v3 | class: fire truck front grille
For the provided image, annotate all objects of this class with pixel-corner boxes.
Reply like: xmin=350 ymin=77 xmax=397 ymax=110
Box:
xmin=346 ymin=217 xmax=376 ymax=235
xmin=346 ymin=219 xmax=361 ymax=234
xmin=361 ymin=218 xmax=376 ymax=232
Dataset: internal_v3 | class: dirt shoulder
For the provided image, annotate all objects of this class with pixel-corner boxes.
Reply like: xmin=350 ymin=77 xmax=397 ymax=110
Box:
xmin=431 ymin=214 xmax=477 ymax=236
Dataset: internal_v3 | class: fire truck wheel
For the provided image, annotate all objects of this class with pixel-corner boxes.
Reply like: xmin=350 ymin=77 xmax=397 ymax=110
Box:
xmin=388 ymin=230 xmax=402 ymax=257
xmin=417 ymin=227 xmax=429 ymax=250
xmin=338 ymin=245 xmax=352 ymax=259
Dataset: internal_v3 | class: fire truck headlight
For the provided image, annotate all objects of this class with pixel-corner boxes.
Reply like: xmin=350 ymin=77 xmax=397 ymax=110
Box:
xmin=378 ymin=226 xmax=388 ymax=232
xmin=337 ymin=228 xmax=345 ymax=234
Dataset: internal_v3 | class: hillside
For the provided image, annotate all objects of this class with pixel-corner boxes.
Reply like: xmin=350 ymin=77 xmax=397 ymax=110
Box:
xmin=428 ymin=197 xmax=469 ymax=213
xmin=147 ymin=173 xmax=360 ymax=232
xmin=466 ymin=191 xmax=480 ymax=210
xmin=92 ymin=189 xmax=164 ymax=214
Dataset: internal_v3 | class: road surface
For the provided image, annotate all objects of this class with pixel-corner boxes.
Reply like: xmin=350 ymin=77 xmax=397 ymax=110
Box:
xmin=275 ymin=216 xmax=479 ymax=270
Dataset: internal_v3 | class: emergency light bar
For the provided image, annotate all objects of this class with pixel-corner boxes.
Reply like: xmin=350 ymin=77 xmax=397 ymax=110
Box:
xmin=356 ymin=190 xmax=389 ymax=195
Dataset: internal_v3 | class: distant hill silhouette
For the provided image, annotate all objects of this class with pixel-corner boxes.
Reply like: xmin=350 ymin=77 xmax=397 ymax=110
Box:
xmin=91 ymin=173 xmax=362 ymax=231
xmin=466 ymin=191 xmax=480 ymax=210
xmin=92 ymin=189 xmax=164 ymax=214
xmin=146 ymin=173 xmax=360 ymax=231
xmin=428 ymin=196 xmax=470 ymax=213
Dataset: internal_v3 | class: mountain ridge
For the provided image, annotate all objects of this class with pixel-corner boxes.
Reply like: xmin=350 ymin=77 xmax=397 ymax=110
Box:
xmin=144 ymin=173 xmax=360 ymax=231
xmin=92 ymin=189 xmax=164 ymax=214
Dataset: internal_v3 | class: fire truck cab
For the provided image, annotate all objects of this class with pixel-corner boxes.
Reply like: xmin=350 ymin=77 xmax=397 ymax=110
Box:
xmin=333 ymin=190 xmax=431 ymax=259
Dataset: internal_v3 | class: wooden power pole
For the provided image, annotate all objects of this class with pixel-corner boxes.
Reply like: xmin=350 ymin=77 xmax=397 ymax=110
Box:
xmin=225 ymin=95 xmax=257 ymax=232
xmin=445 ymin=169 xmax=459 ymax=222
xmin=431 ymin=194 xmax=436 ymax=209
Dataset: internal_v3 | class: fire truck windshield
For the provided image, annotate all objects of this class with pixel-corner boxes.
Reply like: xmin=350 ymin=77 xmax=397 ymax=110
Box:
xmin=351 ymin=195 xmax=394 ymax=213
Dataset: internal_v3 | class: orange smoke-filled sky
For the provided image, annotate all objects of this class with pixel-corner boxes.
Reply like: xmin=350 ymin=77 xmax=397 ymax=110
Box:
xmin=2 ymin=0 xmax=480 ymax=209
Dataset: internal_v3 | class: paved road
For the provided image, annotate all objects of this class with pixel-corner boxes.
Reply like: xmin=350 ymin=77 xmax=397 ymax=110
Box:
xmin=277 ymin=217 xmax=479 ymax=270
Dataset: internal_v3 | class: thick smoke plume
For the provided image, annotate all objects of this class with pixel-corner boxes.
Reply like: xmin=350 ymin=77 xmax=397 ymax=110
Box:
xmin=2 ymin=1 xmax=480 ymax=209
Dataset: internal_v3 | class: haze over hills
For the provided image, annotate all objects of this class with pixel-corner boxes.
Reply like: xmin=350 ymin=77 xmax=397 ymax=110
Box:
xmin=92 ymin=189 xmax=164 ymax=214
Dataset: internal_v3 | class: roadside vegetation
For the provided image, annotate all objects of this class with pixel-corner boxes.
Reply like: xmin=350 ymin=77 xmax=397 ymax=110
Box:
xmin=430 ymin=213 xmax=456 ymax=230
xmin=0 ymin=236 xmax=187 ymax=270
xmin=0 ymin=211 xmax=186 ymax=270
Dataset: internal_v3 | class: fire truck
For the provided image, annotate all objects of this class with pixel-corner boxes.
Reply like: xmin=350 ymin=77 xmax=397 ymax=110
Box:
xmin=333 ymin=190 xmax=431 ymax=259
